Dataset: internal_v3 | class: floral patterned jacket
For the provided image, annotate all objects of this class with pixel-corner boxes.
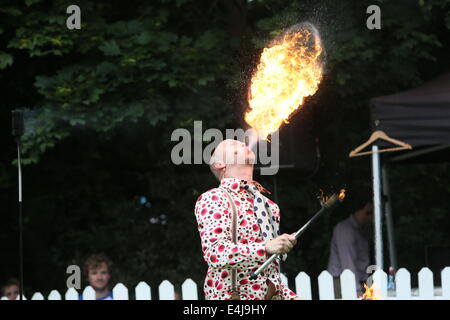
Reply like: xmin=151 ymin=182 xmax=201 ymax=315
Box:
xmin=194 ymin=177 xmax=298 ymax=300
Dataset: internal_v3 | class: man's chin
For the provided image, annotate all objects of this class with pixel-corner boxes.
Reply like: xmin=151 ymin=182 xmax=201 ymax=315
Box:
xmin=92 ymin=285 xmax=107 ymax=291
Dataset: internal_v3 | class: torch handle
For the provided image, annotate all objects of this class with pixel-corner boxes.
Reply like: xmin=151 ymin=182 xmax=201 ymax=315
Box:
xmin=293 ymin=206 xmax=327 ymax=239
xmin=249 ymin=254 xmax=278 ymax=280
xmin=249 ymin=194 xmax=340 ymax=280
xmin=249 ymin=208 xmax=325 ymax=280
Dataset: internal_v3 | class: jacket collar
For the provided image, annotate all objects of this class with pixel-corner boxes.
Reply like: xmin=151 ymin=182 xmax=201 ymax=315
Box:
xmin=219 ymin=177 xmax=271 ymax=195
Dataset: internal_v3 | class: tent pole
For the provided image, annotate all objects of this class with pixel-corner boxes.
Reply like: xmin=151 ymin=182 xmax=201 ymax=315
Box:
xmin=372 ymin=145 xmax=384 ymax=269
xmin=382 ymin=163 xmax=398 ymax=271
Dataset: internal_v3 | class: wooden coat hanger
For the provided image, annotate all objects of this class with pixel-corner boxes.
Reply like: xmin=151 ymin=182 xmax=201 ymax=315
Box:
xmin=349 ymin=130 xmax=412 ymax=157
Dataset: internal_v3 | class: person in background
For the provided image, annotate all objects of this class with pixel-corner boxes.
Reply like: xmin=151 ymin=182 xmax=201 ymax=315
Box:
xmin=79 ymin=253 xmax=114 ymax=300
xmin=327 ymin=197 xmax=374 ymax=297
xmin=1 ymin=278 xmax=20 ymax=300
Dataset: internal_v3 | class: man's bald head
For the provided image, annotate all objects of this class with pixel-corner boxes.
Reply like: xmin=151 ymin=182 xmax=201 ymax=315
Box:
xmin=209 ymin=139 xmax=255 ymax=181
xmin=209 ymin=139 xmax=232 ymax=181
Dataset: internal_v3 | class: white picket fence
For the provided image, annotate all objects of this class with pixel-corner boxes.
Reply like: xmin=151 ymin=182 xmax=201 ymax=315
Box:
xmin=2 ymin=267 xmax=450 ymax=300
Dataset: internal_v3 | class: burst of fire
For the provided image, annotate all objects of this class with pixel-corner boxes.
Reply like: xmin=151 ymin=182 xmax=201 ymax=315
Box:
xmin=338 ymin=189 xmax=346 ymax=200
xmin=245 ymin=23 xmax=324 ymax=141
xmin=360 ymin=284 xmax=382 ymax=300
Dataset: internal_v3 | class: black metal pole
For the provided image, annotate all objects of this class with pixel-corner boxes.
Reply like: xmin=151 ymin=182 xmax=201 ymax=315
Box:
xmin=12 ymin=109 xmax=25 ymax=300
xmin=17 ymin=141 xmax=24 ymax=301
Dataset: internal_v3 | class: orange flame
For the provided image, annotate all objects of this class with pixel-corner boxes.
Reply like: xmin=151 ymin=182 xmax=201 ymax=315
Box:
xmin=319 ymin=189 xmax=345 ymax=204
xmin=245 ymin=23 xmax=324 ymax=140
xmin=360 ymin=284 xmax=382 ymax=300
xmin=319 ymin=189 xmax=330 ymax=203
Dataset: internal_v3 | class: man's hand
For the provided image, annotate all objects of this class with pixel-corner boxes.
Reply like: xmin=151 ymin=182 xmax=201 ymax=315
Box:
xmin=265 ymin=233 xmax=297 ymax=255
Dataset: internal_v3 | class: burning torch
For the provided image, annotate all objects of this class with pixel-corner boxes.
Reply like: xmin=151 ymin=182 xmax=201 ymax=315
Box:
xmin=250 ymin=189 xmax=345 ymax=280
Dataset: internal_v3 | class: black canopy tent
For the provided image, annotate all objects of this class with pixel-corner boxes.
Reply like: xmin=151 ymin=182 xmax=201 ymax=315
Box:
xmin=351 ymin=72 xmax=450 ymax=276
xmin=371 ymin=72 xmax=450 ymax=163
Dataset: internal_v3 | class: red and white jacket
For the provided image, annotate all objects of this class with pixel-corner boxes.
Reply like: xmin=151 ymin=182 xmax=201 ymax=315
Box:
xmin=194 ymin=177 xmax=298 ymax=300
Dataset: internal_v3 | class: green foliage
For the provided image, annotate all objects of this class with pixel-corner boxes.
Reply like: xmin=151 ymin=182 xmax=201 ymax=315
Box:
xmin=0 ymin=51 xmax=13 ymax=69
xmin=3 ymin=1 xmax=235 ymax=163
xmin=1 ymin=0 xmax=449 ymax=295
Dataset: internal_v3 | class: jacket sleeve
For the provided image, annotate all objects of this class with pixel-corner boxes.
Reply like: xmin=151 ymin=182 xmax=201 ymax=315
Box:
xmin=279 ymin=283 xmax=299 ymax=300
xmin=270 ymin=200 xmax=299 ymax=300
xmin=194 ymin=189 xmax=267 ymax=270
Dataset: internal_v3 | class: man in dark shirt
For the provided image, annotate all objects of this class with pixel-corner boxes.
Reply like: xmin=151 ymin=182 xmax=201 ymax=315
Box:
xmin=327 ymin=201 xmax=373 ymax=297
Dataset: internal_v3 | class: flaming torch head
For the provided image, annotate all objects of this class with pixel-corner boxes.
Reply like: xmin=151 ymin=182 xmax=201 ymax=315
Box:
xmin=320 ymin=189 xmax=346 ymax=208
xmin=245 ymin=22 xmax=325 ymax=140
xmin=338 ymin=189 xmax=346 ymax=201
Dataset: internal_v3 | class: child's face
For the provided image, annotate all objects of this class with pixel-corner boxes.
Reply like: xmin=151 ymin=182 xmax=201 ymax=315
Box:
xmin=4 ymin=284 xmax=19 ymax=300
xmin=87 ymin=262 xmax=110 ymax=291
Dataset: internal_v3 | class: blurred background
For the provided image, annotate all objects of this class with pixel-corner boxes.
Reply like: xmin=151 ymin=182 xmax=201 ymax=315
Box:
xmin=1 ymin=0 xmax=449 ymax=299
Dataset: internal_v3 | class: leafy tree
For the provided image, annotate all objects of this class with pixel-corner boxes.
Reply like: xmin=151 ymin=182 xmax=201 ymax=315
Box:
xmin=1 ymin=0 xmax=449 ymax=297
